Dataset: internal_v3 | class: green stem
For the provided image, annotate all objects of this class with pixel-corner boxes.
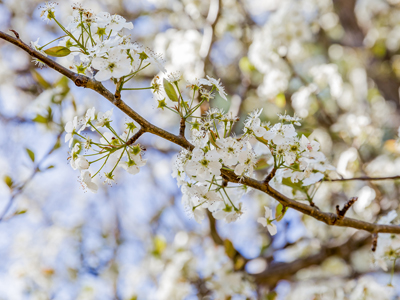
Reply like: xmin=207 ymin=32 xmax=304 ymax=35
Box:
xmin=186 ymin=98 xmax=205 ymax=118
xmin=110 ymin=148 xmax=126 ymax=173
xmin=208 ymin=175 xmax=215 ymax=191
xmin=164 ymin=106 xmax=180 ymax=115
xmin=222 ymin=187 xmax=238 ymax=211
xmin=213 ymin=119 xmax=220 ymax=138
xmin=123 ymin=62 xmax=150 ymax=83
xmin=88 ymin=121 xmax=110 ymax=144
xmin=174 ymin=82 xmax=188 ymax=115
xmin=193 ymin=200 xmax=208 ymax=210
xmin=92 ymin=154 xmax=110 ymax=178
xmin=84 ymin=151 xmax=106 ymax=157
xmin=89 ymin=153 xmax=109 ymax=164
xmin=221 ymin=166 xmax=234 ymax=171
xmin=121 ymin=87 xmax=153 ymax=91
xmin=51 ymin=16 xmax=88 ymax=54
xmin=39 ymin=35 xmax=67 ymax=50
xmin=189 ymin=89 xmax=196 ymax=110
xmin=106 ymin=124 xmax=126 ymax=145
xmin=390 ymin=258 xmax=397 ymax=286
xmin=227 ymin=123 xmax=233 ymax=137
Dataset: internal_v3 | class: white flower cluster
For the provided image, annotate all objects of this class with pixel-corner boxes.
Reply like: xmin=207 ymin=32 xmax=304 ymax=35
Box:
xmin=286 ymin=276 xmax=395 ymax=300
xmin=171 ymin=106 xmax=335 ymax=228
xmin=35 ymin=4 xmax=166 ymax=80
xmin=65 ymin=107 xmax=146 ymax=193
xmin=373 ymin=211 xmax=400 ymax=271
xmin=244 ymin=110 xmax=335 ymax=187
xmin=173 ymin=108 xmax=253 ymax=224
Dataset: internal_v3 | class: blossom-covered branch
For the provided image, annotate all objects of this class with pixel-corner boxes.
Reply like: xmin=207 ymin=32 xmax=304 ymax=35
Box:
xmin=1 ymin=27 xmax=400 ymax=234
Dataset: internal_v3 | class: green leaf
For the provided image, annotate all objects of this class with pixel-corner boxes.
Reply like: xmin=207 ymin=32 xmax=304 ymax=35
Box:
xmin=254 ymin=158 xmax=269 ymax=170
xmin=238 ymin=56 xmax=255 ymax=73
xmin=275 ymin=203 xmax=286 ymax=222
xmin=224 ymin=239 xmax=237 ymax=260
xmin=46 ymin=165 xmax=55 ymax=170
xmin=31 ymin=69 xmax=51 ymax=89
xmin=163 ymin=78 xmax=179 ymax=102
xmin=282 ymin=177 xmax=304 ymax=192
xmin=53 ymin=140 xmax=61 ymax=151
xmin=15 ymin=210 xmax=27 ymax=215
xmin=44 ymin=46 xmax=71 ymax=57
xmin=3 ymin=175 xmax=13 ymax=188
xmin=32 ymin=114 xmax=48 ymax=124
xmin=26 ymin=148 xmax=35 ymax=162
xmin=152 ymin=236 xmax=166 ymax=257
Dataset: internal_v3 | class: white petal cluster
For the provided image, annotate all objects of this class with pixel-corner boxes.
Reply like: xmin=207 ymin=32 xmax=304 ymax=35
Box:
xmin=257 ymin=206 xmax=277 ymax=236
xmin=245 ymin=110 xmax=335 ymax=187
xmin=64 ymin=107 xmax=145 ymax=192
xmin=172 ymin=109 xmax=253 ymax=224
xmin=198 ymin=76 xmax=228 ymax=101
xmin=373 ymin=211 xmax=400 ymax=271
xmin=34 ymin=4 xmax=166 ymax=80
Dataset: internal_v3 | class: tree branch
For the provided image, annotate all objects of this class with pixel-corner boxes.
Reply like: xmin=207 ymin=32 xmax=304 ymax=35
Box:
xmin=126 ymin=127 xmax=145 ymax=146
xmin=327 ymin=175 xmax=400 ymax=182
xmin=254 ymin=235 xmax=370 ymax=286
xmin=335 ymin=197 xmax=358 ymax=222
xmin=3 ymin=30 xmax=400 ymax=234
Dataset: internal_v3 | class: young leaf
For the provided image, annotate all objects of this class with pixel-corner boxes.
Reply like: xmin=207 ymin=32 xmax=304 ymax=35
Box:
xmin=26 ymin=148 xmax=35 ymax=162
xmin=275 ymin=203 xmax=286 ymax=222
xmin=224 ymin=239 xmax=236 ymax=260
xmin=31 ymin=69 xmax=51 ymax=89
xmin=3 ymin=175 xmax=13 ymax=188
xmin=32 ymin=114 xmax=48 ymax=124
xmin=163 ymin=78 xmax=179 ymax=102
xmin=44 ymin=46 xmax=71 ymax=57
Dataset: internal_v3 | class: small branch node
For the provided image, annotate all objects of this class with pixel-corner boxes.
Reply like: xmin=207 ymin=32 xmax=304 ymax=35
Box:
xmin=74 ymin=75 xmax=88 ymax=87
xmin=9 ymin=29 xmax=19 ymax=39
xmin=126 ymin=128 xmax=145 ymax=146
xmin=179 ymin=118 xmax=186 ymax=137
xmin=371 ymin=233 xmax=378 ymax=252
xmin=336 ymin=197 xmax=358 ymax=221
xmin=263 ymin=168 xmax=276 ymax=184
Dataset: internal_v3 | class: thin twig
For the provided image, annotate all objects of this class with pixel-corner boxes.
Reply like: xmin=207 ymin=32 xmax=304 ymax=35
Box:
xmin=179 ymin=117 xmax=186 ymax=137
xmin=335 ymin=197 xmax=358 ymax=221
xmin=371 ymin=233 xmax=378 ymax=252
xmin=0 ymin=132 xmax=62 ymax=222
xmin=263 ymin=168 xmax=276 ymax=184
xmin=327 ymin=175 xmax=400 ymax=182
xmin=126 ymin=127 xmax=145 ymax=145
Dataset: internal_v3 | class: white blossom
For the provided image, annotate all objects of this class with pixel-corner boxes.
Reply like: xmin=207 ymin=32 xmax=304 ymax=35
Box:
xmin=199 ymin=76 xmax=228 ymax=101
xmin=257 ymin=206 xmax=277 ymax=235
xmin=92 ymin=48 xmax=131 ymax=81
xmin=80 ymin=170 xmax=98 ymax=193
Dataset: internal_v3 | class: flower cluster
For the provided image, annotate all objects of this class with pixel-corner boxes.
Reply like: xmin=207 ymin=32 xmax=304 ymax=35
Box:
xmin=65 ymin=107 xmax=146 ymax=193
xmin=172 ymin=107 xmax=255 ymax=224
xmin=34 ymin=4 xmax=166 ymax=85
xmin=244 ymin=110 xmax=335 ymax=187
xmin=373 ymin=211 xmax=400 ymax=271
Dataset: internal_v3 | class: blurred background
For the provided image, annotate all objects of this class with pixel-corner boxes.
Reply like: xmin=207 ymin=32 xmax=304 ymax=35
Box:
xmin=1 ymin=0 xmax=400 ymax=299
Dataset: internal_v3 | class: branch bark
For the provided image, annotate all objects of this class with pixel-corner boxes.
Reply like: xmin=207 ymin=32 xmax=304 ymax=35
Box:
xmin=254 ymin=235 xmax=370 ymax=286
xmin=2 ymin=30 xmax=400 ymax=234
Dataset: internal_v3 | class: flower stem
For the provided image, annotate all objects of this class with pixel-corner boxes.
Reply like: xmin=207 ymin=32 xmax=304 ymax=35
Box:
xmin=92 ymin=154 xmax=110 ymax=178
